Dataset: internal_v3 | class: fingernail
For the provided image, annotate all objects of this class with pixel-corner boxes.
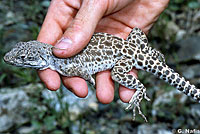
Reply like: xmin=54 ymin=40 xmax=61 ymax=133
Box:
xmin=54 ymin=37 xmax=72 ymax=49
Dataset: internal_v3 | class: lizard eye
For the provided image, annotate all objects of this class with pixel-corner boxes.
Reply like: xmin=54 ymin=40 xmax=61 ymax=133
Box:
xmin=17 ymin=55 xmax=25 ymax=60
xmin=21 ymin=56 xmax=25 ymax=59
xmin=27 ymin=57 xmax=35 ymax=61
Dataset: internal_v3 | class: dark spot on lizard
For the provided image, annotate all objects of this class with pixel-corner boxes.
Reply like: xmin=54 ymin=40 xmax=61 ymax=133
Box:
xmin=122 ymin=49 xmax=127 ymax=53
xmin=171 ymin=74 xmax=175 ymax=79
xmin=141 ymin=44 xmax=145 ymax=49
xmin=179 ymin=87 xmax=184 ymax=91
xmin=128 ymin=61 xmax=132 ymax=66
xmin=141 ymin=51 xmax=146 ymax=54
xmin=136 ymin=39 xmax=140 ymax=44
xmin=192 ymin=89 xmax=197 ymax=95
xmin=176 ymin=78 xmax=180 ymax=83
xmin=125 ymin=46 xmax=129 ymax=48
xmin=135 ymin=54 xmax=137 ymax=59
xmin=152 ymin=57 xmax=157 ymax=60
xmin=182 ymin=81 xmax=186 ymax=86
xmin=158 ymin=66 xmax=163 ymax=71
xmin=128 ymin=49 xmax=134 ymax=55
xmin=122 ymin=78 xmax=127 ymax=81
xmin=174 ymin=84 xmax=178 ymax=87
xmin=148 ymin=65 xmax=152 ymax=68
xmin=116 ymin=44 xmax=122 ymax=49
xmin=143 ymin=39 xmax=148 ymax=43
xmin=185 ymin=88 xmax=189 ymax=94
xmin=133 ymin=79 xmax=136 ymax=84
xmin=136 ymin=33 xmax=140 ymax=36
xmin=105 ymin=56 xmax=109 ymax=60
xmin=96 ymin=57 xmax=101 ymax=62
xmin=106 ymin=50 xmax=113 ymax=55
xmin=120 ymin=63 xmax=126 ymax=66
xmin=130 ymin=43 xmax=136 ymax=48
xmin=138 ymin=54 xmax=144 ymax=60
xmin=96 ymin=51 xmax=101 ymax=56
xmin=128 ymin=75 xmax=133 ymax=79
xmin=88 ymin=45 xmax=92 ymax=49
xmin=64 ymin=60 xmax=67 ymax=64
xmin=120 ymin=74 xmax=125 ymax=77
xmin=118 ymin=68 xmax=124 ymax=73
xmin=149 ymin=60 xmax=154 ymax=65
xmin=157 ymin=72 xmax=162 ymax=77
xmin=164 ymin=70 xmax=170 ymax=75
xmin=138 ymin=61 xmax=143 ymax=66
xmin=162 ymin=63 xmax=166 ymax=67
xmin=188 ymin=85 xmax=191 ymax=90
xmin=99 ymin=45 xmax=104 ymax=49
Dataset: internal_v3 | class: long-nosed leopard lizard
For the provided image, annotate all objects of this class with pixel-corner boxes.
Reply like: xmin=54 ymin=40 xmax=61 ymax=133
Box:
xmin=4 ymin=28 xmax=200 ymax=122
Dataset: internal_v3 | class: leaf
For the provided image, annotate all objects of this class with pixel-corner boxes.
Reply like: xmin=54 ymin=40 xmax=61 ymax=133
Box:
xmin=52 ymin=130 xmax=64 ymax=134
xmin=0 ymin=73 xmax=6 ymax=84
xmin=188 ymin=1 xmax=200 ymax=9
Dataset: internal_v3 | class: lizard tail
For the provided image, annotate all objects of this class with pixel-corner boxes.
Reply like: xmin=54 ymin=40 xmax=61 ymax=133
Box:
xmin=152 ymin=64 xmax=200 ymax=102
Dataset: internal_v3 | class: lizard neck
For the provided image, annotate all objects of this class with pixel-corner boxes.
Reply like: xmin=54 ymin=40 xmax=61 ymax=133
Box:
xmin=49 ymin=56 xmax=77 ymax=77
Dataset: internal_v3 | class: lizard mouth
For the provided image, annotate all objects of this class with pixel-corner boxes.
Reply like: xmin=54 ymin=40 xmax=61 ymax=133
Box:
xmin=4 ymin=53 xmax=48 ymax=69
xmin=3 ymin=53 xmax=17 ymax=65
xmin=5 ymin=61 xmax=47 ymax=69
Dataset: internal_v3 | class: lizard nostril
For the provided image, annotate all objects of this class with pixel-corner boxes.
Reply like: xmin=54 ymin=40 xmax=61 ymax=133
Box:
xmin=3 ymin=53 xmax=10 ymax=62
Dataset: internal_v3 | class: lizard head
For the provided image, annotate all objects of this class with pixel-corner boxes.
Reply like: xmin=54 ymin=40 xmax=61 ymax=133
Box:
xmin=4 ymin=41 xmax=53 ymax=70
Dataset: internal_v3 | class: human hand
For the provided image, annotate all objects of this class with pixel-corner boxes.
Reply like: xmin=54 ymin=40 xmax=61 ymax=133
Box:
xmin=37 ymin=0 xmax=169 ymax=104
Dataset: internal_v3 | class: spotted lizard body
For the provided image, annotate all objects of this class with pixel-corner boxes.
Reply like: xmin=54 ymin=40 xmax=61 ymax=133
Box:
xmin=4 ymin=28 xmax=200 ymax=122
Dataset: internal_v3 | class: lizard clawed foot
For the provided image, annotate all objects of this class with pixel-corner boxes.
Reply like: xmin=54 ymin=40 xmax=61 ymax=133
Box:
xmin=125 ymin=89 xmax=150 ymax=122
xmin=144 ymin=92 xmax=151 ymax=101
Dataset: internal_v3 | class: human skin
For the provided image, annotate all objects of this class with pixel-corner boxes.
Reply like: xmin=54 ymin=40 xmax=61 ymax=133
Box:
xmin=37 ymin=0 xmax=169 ymax=104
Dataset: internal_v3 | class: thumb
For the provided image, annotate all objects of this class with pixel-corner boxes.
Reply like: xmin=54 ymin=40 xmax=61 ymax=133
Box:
xmin=53 ymin=0 xmax=107 ymax=58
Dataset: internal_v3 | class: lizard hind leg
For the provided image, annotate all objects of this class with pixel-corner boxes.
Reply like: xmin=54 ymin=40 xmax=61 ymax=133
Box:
xmin=126 ymin=27 xmax=148 ymax=46
xmin=127 ymin=27 xmax=166 ymax=63
xmin=111 ymin=58 xmax=150 ymax=122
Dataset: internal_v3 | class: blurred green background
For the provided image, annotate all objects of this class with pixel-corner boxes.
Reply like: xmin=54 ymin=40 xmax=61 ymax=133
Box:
xmin=0 ymin=0 xmax=200 ymax=134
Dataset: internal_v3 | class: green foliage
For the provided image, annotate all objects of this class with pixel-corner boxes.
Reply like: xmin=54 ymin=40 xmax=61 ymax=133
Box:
xmin=188 ymin=1 xmax=200 ymax=9
xmin=28 ymin=88 xmax=73 ymax=134
xmin=168 ymin=0 xmax=200 ymax=11
xmin=0 ymin=0 xmax=48 ymax=87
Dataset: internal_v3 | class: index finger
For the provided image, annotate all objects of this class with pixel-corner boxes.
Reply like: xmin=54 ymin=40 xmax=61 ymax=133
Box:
xmin=36 ymin=0 xmax=80 ymax=90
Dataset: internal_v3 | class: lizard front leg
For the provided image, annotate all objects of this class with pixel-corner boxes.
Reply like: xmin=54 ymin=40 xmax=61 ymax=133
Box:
xmin=111 ymin=58 xmax=150 ymax=122
xmin=56 ymin=62 xmax=95 ymax=86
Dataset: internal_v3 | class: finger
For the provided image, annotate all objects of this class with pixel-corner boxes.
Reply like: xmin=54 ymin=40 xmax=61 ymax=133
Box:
xmin=38 ymin=69 xmax=61 ymax=90
xmin=96 ymin=70 xmax=115 ymax=104
xmin=119 ymin=69 xmax=138 ymax=103
xmin=37 ymin=0 xmax=78 ymax=44
xmin=36 ymin=0 xmax=78 ymax=90
xmin=62 ymin=76 xmax=88 ymax=98
xmin=53 ymin=0 xmax=107 ymax=58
